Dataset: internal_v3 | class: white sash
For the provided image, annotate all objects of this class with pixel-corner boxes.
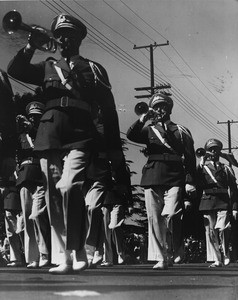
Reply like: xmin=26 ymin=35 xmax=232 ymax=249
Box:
xmin=54 ymin=64 xmax=73 ymax=91
xmin=151 ymin=125 xmax=175 ymax=152
xmin=204 ymin=165 xmax=218 ymax=183
xmin=54 ymin=61 xmax=111 ymax=95
xmin=26 ymin=133 xmax=34 ymax=149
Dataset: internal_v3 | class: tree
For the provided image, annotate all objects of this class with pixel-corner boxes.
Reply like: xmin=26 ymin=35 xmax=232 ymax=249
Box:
xmin=121 ymin=139 xmax=148 ymax=263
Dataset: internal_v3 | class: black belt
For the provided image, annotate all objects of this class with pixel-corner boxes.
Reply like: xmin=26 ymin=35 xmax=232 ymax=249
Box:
xmin=204 ymin=188 xmax=228 ymax=194
xmin=45 ymin=96 xmax=91 ymax=112
xmin=148 ymin=154 xmax=182 ymax=162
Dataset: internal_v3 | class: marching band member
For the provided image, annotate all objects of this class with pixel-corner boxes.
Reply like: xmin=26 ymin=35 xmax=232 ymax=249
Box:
xmin=4 ymin=175 xmax=24 ymax=267
xmin=197 ymin=138 xmax=238 ymax=267
xmin=127 ymin=92 xmax=196 ymax=270
xmin=8 ymin=13 xmax=127 ymax=274
xmin=16 ymin=101 xmax=50 ymax=269
xmin=0 ymin=68 xmax=22 ymax=267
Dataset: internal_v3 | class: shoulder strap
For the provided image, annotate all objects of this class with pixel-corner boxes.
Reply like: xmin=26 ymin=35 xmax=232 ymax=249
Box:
xmin=224 ymin=164 xmax=235 ymax=178
xmin=0 ymin=70 xmax=13 ymax=96
xmin=177 ymin=125 xmax=193 ymax=143
xmin=88 ymin=61 xmax=111 ymax=89
xmin=25 ymin=133 xmax=34 ymax=149
xmin=151 ymin=126 xmax=176 ymax=153
xmin=54 ymin=64 xmax=73 ymax=91
xmin=203 ymin=165 xmax=218 ymax=183
xmin=54 ymin=63 xmax=81 ymax=98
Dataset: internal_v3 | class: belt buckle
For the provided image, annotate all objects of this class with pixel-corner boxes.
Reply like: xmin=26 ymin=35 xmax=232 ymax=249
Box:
xmin=60 ymin=96 xmax=69 ymax=107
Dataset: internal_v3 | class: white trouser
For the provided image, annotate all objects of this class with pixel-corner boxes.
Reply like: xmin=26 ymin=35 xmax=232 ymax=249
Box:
xmin=102 ymin=205 xmax=125 ymax=263
xmin=145 ymin=186 xmax=183 ymax=262
xmin=5 ymin=210 xmax=23 ymax=262
xmin=203 ymin=210 xmax=230 ymax=262
xmin=20 ymin=185 xmax=49 ymax=263
xmin=40 ymin=149 xmax=90 ymax=265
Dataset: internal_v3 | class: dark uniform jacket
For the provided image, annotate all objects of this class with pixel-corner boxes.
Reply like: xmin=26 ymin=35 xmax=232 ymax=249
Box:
xmin=16 ymin=131 xmax=42 ymax=188
xmin=197 ymin=161 xmax=238 ymax=212
xmin=3 ymin=174 xmax=21 ymax=212
xmin=127 ymin=119 xmax=196 ymax=187
xmin=7 ymin=49 xmax=122 ymax=155
xmin=4 ymin=186 xmax=21 ymax=212
xmin=0 ymin=69 xmax=16 ymax=159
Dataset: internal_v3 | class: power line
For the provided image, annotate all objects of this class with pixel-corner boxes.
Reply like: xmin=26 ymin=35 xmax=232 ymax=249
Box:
xmin=8 ymin=75 xmax=35 ymax=92
xmin=170 ymin=45 xmax=238 ymax=120
xmin=116 ymin=0 xmax=238 ymax=141
xmin=39 ymin=1 xmax=233 ymax=142
xmin=119 ymin=0 xmax=168 ymax=42
xmin=78 ymin=0 xmax=232 ymax=139
xmin=76 ymin=2 xmax=229 ymax=139
xmin=99 ymin=1 xmax=230 ymax=138
xmin=133 ymin=42 xmax=170 ymax=97
xmin=217 ymin=120 xmax=238 ymax=152
xmin=119 ymin=0 xmax=238 ymax=120
xmin=72 ymin=0 xmax=166 ymax=87
xmin=48 ymin=0 xmax=159 ymax=81
xmin=132 ymin=39 xmax=228 ymax=141
xmin=159 ymin=46 xmax=237 ymax=120
xmin=102 ymin=0 xmax=154 ymax=41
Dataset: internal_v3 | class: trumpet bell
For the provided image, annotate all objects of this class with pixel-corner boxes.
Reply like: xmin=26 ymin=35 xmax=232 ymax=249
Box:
xmin=2 ymin=10 xmax=58 ymax=53
xmin=195 ymin=148 xmax=206 ymax=158
xmin=134 ymin=102 xmax=149 ymax=116
xmin=2 ymin=10 xmax=23 ymax=34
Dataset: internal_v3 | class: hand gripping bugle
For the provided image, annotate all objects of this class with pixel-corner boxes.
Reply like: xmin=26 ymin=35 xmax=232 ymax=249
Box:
xmin=195 ymin=147 xmax=238 ymax=167
xmin=2 ymin=10 xmax=60 ymax=53
xmin=134 ymin=101 xmax=158 ymax=121
xmin=134 ymin=102 xmax=149 ymax=116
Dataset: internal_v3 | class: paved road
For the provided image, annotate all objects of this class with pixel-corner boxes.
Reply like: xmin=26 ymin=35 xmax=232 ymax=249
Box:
xmin=0 ymin=263 xmax=237 ymax=300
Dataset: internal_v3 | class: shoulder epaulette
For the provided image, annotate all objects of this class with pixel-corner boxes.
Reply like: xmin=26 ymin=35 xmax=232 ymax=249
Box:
xmin=89 ymin=61 xmax=111 ymax=89
xmin=177 ymin=124 xmax=193 ymax=140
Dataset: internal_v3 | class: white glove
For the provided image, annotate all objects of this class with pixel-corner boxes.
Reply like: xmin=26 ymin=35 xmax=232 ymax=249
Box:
xmin=199 ymin=156 xmax=206 ymax=167
xmin=185 ymin=184 xmax=196 ymax=195
xmin=184 ymin=200 xmax=192 ymax=211
xmin=232 ymin=210 xmax=238 ymax=221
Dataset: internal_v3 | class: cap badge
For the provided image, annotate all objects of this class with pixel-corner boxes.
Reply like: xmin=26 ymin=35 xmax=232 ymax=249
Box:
xmin=56 ymin=15 xmax=67 ymax=28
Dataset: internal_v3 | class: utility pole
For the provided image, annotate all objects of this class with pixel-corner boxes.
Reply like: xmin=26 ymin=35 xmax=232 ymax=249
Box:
xmin=133 ymin=41 xmax=170 ymax=99
xmin=217 ymin=120 xmax=238 ymax=152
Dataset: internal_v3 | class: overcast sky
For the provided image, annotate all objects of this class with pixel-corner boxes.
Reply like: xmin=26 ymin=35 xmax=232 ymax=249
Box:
xmin=1 ymin=0 xmax=238 ymax=183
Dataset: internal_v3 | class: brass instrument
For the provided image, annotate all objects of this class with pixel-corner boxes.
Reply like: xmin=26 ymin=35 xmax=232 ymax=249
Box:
xmin=134 ymin=101 xmax=157 ymax=119
xmin=195 ymin=147 xmax=216 ymax=160
xmin=134 ymin=101 xmax=164 ymax=124
xmin=195 ymin=147 xmax=206 ymax=158
xmin=2 ymin=10 xmax=59 ymax=53
xmin=134 ymin=102 xmax=149 ymax=116
xmin=195 ymin=147 xmax=238 ymax=167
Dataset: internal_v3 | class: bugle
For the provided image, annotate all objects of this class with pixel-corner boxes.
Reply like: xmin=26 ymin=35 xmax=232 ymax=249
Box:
xmin=134 ymin=102 xmax=149 ymax=116
xmin=2 ymin=10 xmax=59 ymax=53
xmin=134 ymin=101 xmax=160 ymax=124
xmin=195 ymin=148 xmax=206 ymax=158
xmin=195 ymin=148 xmax=215 ymax=160
xmin=195 ymin=147 xmax=238 ymax=167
